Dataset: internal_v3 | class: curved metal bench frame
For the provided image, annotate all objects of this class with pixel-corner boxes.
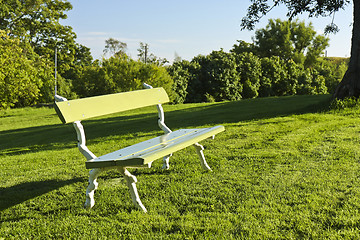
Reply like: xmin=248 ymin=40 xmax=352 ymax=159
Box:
xmin=54 ymin=83 xmax=224 ymax=212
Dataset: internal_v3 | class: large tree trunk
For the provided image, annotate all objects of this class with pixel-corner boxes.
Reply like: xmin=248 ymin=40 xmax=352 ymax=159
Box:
xmin=334 ymin=0 xmax=360 ymax=99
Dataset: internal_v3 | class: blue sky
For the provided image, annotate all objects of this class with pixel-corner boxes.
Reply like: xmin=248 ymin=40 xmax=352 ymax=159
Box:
xmin=62 ymin=0 xmax=354 ymax=62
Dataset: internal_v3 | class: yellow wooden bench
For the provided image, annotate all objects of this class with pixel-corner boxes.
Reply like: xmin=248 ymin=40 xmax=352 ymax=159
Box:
xmin=54 ymin=83 xmax=224 ymax=212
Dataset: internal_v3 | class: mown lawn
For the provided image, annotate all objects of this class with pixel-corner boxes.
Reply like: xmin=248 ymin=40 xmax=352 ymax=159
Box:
xmin=1 ymin=94 xmax=360 ymax=239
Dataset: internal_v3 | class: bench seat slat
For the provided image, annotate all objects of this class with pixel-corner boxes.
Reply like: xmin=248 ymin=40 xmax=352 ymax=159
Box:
xmin=55 ymin=88 xmax=169 ymax=124
xmin=85 ymin=125 xmax=225 ymax=169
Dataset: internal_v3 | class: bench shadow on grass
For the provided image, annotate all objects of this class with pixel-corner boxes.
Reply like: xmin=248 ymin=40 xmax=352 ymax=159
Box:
xmin=0 ymin=178 xmax=84 ymax=211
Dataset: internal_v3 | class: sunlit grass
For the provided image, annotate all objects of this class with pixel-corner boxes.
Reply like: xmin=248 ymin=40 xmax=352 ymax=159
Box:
xmin=2 ymin=94 xmax=360 ymax=239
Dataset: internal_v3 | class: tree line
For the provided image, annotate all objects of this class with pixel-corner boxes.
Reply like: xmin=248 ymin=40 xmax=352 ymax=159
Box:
xmin=0 ymin=1 xmax=349 ymax=109
xmin=168 ymin=18 xmax=346 ymax=103
xmin=169 ymin=51 xmax=347 ymax=104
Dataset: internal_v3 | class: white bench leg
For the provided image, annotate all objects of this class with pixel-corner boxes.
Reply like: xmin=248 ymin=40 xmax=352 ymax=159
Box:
xmin=162 ymin=154 xmax=172 ymax=170
xmin=84 ymin=168 xmax=103 ymax=209
xmin=118 ymin=167 xmax=147 ymax=213
xmin=193 ymin=143 xmax=212 ymax=171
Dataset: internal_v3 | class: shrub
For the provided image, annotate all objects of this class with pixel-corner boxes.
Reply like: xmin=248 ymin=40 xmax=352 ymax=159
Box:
xmin=235 ymin=52 xmax=261 ymax=99
xmin=330 ymin=97 xmax=360 ymax=110
xmin=167 ymin=60 xmax=192 ymax=104
xmin=187 ymin=50 xmax=242 ymax=102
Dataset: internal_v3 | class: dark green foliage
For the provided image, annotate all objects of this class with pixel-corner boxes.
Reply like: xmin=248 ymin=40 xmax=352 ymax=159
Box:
xmin=169 ymin=51 xmax=262 ymax=103
xmin=259 ymin=56 xmax=287 ymax=97
xmin=167 ymin=60 xmax=192 ymax=104
xmin=170 ymin=50 xmax=243 ymax=103
xmin=168 ymin=49 xmax=346 ymax=103
xmin=284 ymin=59 xmax=301 ymax=95
xmin=330 ymin=96 xmax=360 ymax=110
xmin=254 ymin=19 xmax=294 ymax=60
xmin=169 ymin=51 xmax=242 ymax=103
xmin=230 ymin=40 xmax=256 ymax=55
xmin=319 ymin=58 xmax=348 ymax=93
xmin=191 ymin=50 xmax=242 ymax=102
xmin=168 ymin=18 xmax=342 ymax=103
xmin=235 ymin=52 xmax=262 ymax=99
xmin=240 ymin=0 xmax=357 ymax=101
xmin=250 ymin=19 xmax=329 ymax=67
xmin=259 ymin=58 xmax=302 ymax=97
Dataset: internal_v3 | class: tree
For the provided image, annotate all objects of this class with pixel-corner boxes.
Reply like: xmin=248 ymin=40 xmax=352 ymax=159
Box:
xmin=191 ymin=50 xmax=243 ymax=102
xmin=0 ymin=30 xmax=53 ymax=109
xmin=167 ymin=59 xmax=200 ymax=103
xmin=174 ymin=52 xmax=182 ymax=62
xmin=244 ymin=18 xmax=329 ymax=66
xmin=1 ymin=0 xmax=72 ymax=41
xmin=235 ymin=52 xmax=262 ymax=98
xmin=137 ymin=42 xmax=150 ymax=63
xmin=103 ymin=38 xmax=127 ymax=57
xmin=231 ymin=40 xmax=256 ymax=55
xmin=254 ymin=19 xmax=294 ymax=60
xmin=1 ymin=0 xmax=92 ymax=76
xmin=241 ymin=0 xmax=357 ymax=99
xmin=137 ymin=42 xmax=168 ymax=65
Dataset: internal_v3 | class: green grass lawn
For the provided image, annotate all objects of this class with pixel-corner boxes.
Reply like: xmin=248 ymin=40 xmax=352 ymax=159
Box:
xmin=1 ymin=94 xmax=360 ymax=239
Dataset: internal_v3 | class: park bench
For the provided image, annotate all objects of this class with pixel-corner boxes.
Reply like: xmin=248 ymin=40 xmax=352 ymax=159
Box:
xmin=54 ymin=83 xmax=225 ymax=212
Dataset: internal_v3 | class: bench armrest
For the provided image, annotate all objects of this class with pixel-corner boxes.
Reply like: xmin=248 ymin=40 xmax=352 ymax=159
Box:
xmin=143 ymin=83 xmax=172 ymax=134
xmin=54 ymin=94 xmax=68 ymax=102
xmin=54 ymin=94 xmax=96 ymax=160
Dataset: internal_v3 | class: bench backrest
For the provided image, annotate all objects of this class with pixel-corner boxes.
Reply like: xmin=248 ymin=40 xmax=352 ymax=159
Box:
xmin=55 ymin=87 xmax=169 ymax=124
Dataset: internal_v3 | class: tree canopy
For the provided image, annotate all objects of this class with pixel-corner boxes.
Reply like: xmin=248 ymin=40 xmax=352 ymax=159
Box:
xmin=103 ymin=38 xmax=127 ymax=58
xmin=0 ymin=30 xmax=52 ymax=108
xmin=0 ymin=0 xmax=92 ymax=75
xmin=233 ymin=18 xmax=329 ymax=66
xmin=241 ymin=0 xmax=358 ymax=99
xmin=0 ymin=0 xmax=94 ymax=108
xmin=241 ymin=0 xmax=351 ymax=32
